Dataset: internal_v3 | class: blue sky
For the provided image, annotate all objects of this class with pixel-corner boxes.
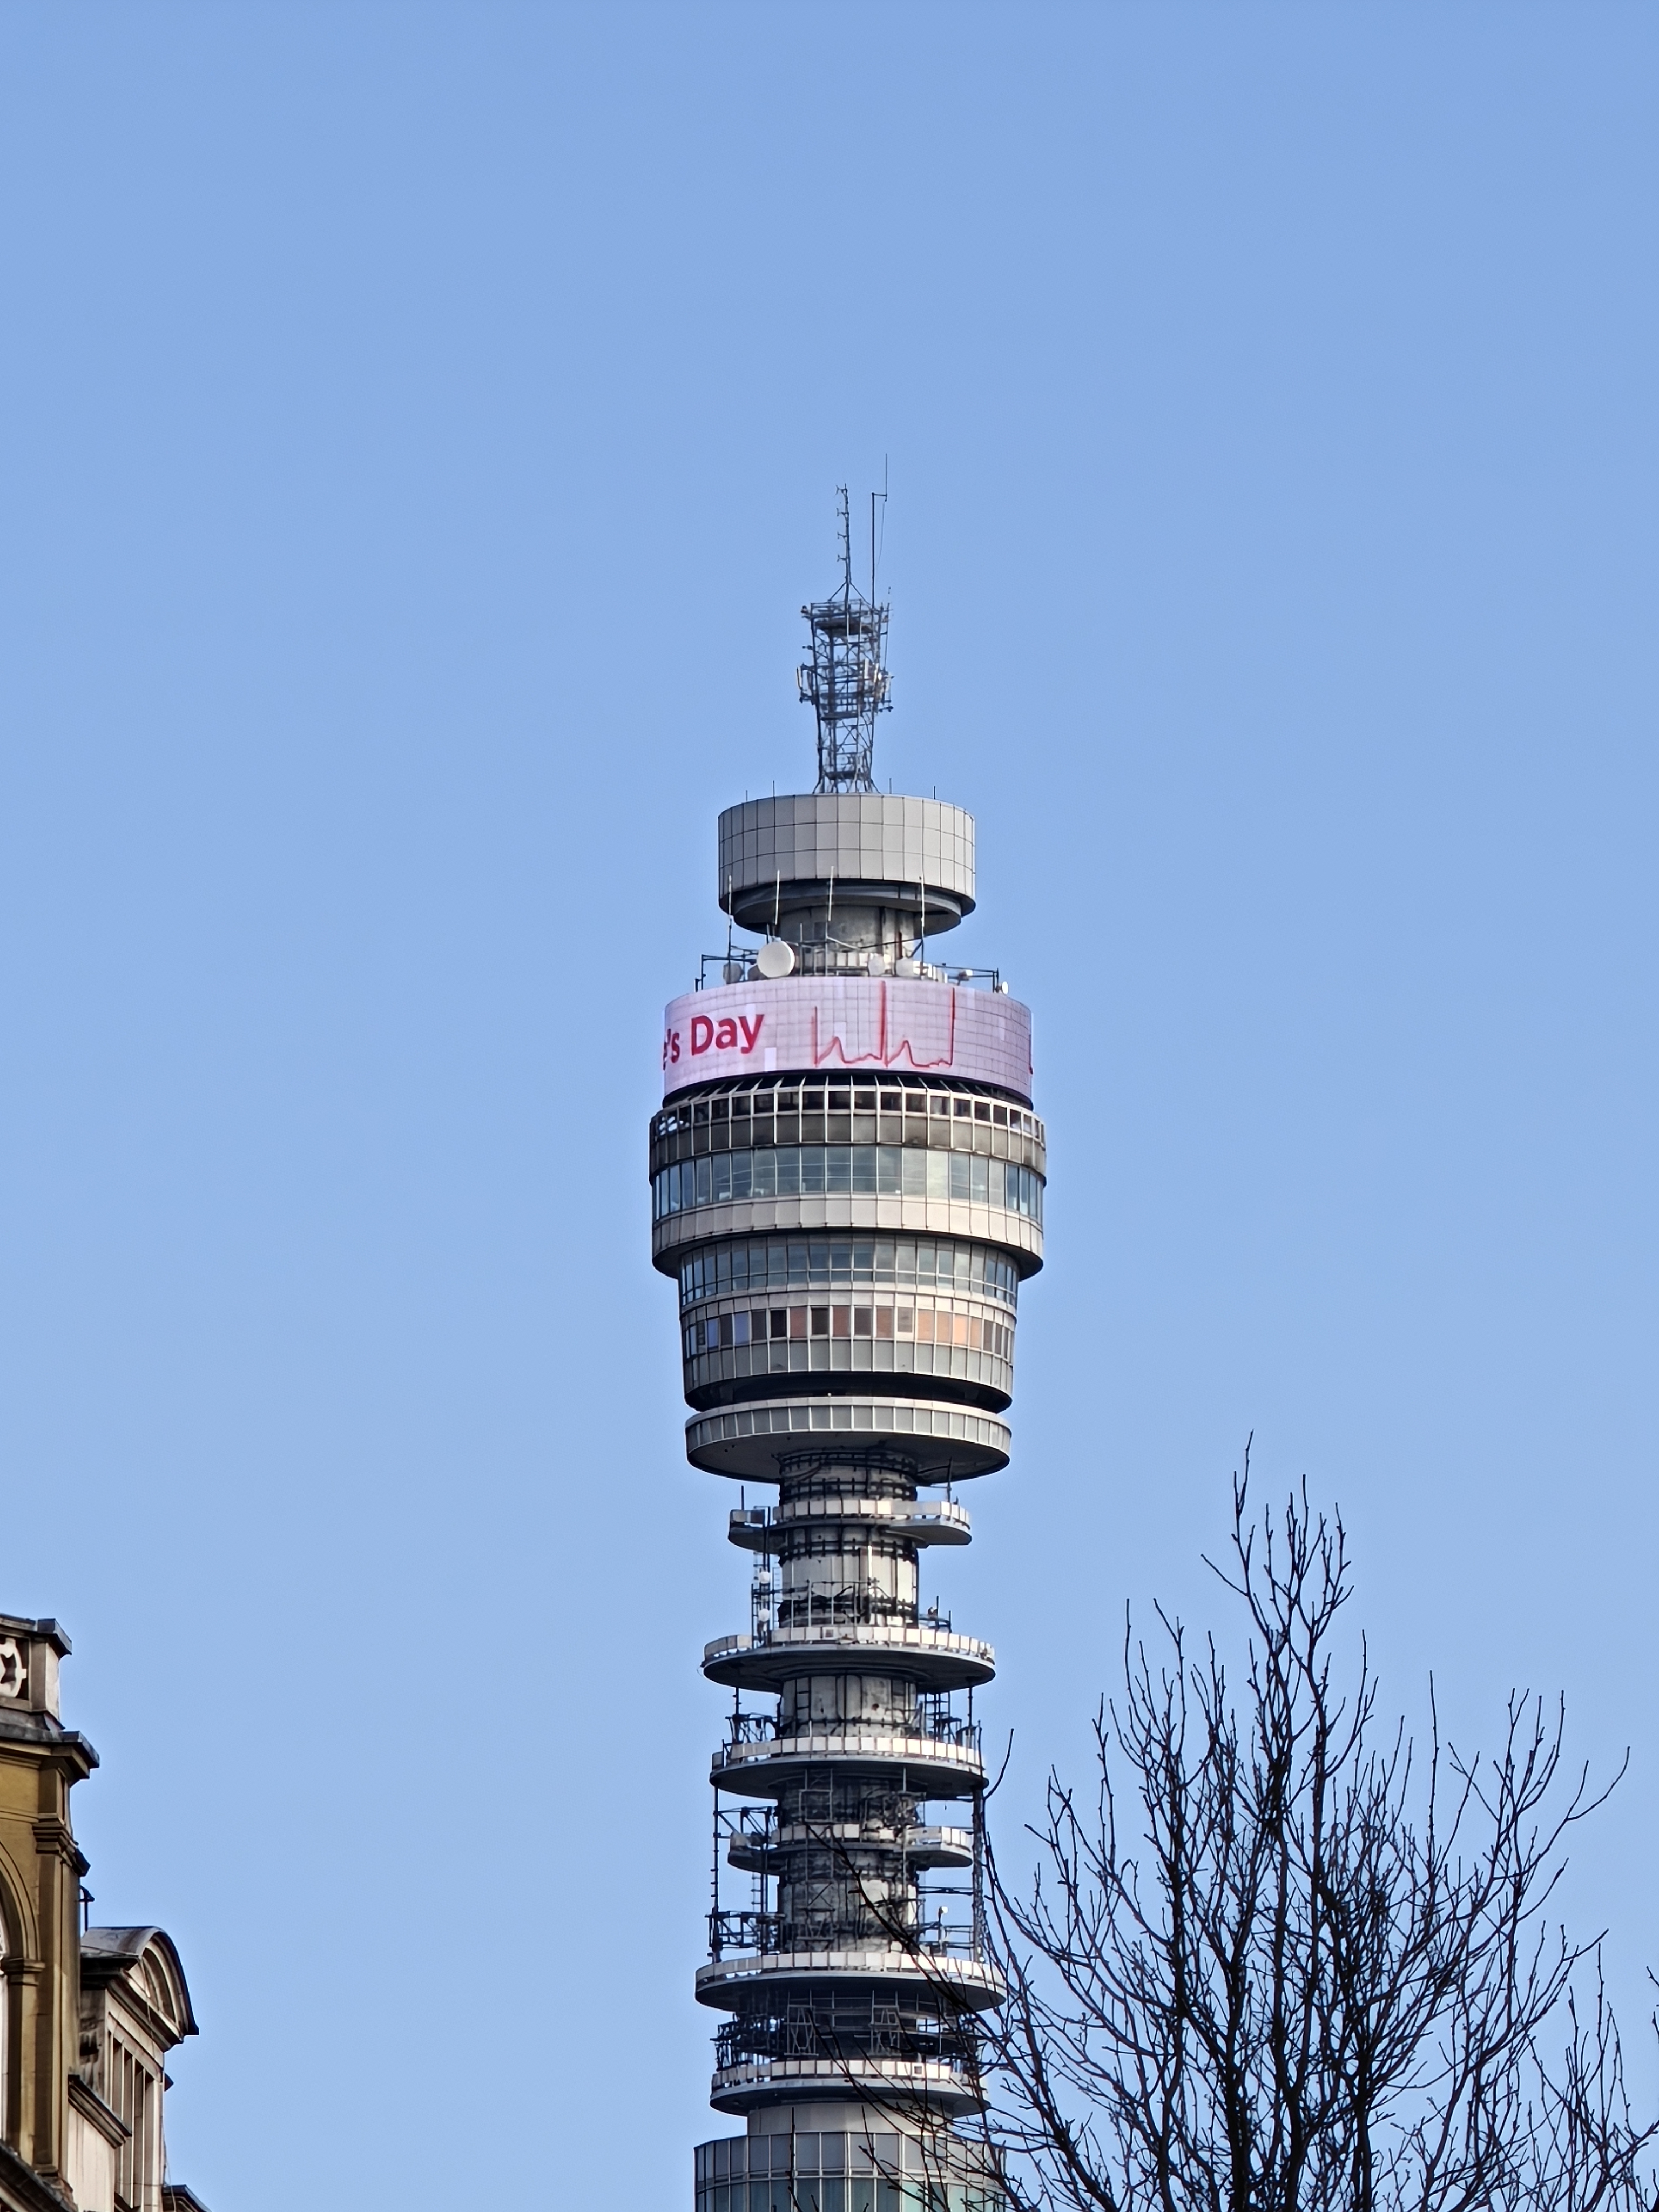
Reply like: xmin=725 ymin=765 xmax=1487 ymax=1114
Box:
xmin=1 ymin=7 xmax=1655 ymax=2207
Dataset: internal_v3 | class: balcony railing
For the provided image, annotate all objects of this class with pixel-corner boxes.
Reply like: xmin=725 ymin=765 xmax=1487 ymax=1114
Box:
xmin=752 ymin=1586 xmax=954 ymax=1639
xmin=714 ymin=2018 xmax=981 ymax=2071
xmin=696 ymin=949 xmax=1007 ymax=992
xmin=709 ymin=1907 xmax=981 ymax=1963
xmin=723 ymin=1709 xmax=981 ymax=1752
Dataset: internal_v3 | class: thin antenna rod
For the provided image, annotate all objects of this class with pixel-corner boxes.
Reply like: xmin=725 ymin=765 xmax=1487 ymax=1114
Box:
xmin=869 ymin=461 xmax=887 ymax=609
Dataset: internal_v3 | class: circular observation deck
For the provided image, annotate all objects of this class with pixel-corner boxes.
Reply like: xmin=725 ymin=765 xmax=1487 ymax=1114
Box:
xmin=708 ymin=2054 xmax=985 ymax=2119
xmin=725 ymin=1820 xmax=973 ymax=1873
xmin=703 ymin=1624 xmax=995 ymax=1695
xmin=696 ymin=1947 xmax=1004 ymax=2015
xmin=712 ymin=1725 xmax=986 ymax=1802
xmin=728 ymin=1496 xmax=972 ymax=1550
xmin=687 ymin=1398 xmax=1010 ymax=1483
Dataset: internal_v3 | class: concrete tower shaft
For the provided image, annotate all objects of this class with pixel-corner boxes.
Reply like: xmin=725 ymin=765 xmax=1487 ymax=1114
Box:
xmin=659 ymin=768 xmax=1039 ymax=2211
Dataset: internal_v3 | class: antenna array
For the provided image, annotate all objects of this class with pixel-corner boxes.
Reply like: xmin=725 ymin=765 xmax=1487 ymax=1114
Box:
xmin=797 ymin=485 xmax=891 ymax=793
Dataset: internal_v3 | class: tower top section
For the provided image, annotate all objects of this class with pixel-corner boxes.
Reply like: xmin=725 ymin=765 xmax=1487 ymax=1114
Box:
xmin=718 ymin=792 xmax=975 ymax=940
xmin=798 ymin=487 xmax=890 ymax=793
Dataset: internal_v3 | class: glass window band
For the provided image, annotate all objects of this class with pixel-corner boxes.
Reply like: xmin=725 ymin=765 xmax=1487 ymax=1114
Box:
xmin=679 ymin=1238 xmax=1019 ymax=1309
xmin=650 ymin=1082 xmax=1044 ymax=1179
xmin=652 ymin=1148 xmax=1043 ymax=1224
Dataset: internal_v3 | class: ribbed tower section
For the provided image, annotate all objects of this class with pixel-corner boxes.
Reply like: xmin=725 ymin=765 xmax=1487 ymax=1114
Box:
xmin=652 ymin=792 xmax=1043 ymax=2211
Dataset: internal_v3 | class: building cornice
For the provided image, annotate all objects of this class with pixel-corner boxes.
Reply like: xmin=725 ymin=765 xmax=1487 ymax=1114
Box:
xmin=0 ymin=1713 xmax=97 ymax=1778
xmin=0 ymin=2139 xmax=76 ymax=2212
xmin=67 ymin=2074 xmax=129 ymax=2148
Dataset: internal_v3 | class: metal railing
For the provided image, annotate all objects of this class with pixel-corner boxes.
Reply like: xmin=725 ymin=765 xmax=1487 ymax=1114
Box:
xmin=751 ymin=1584 xmax=954 ymax=1640
xmin=695 ymin=947 xmax=1007 ymax=992
xmin=714 ymin=2017 xmax=980 ymax=2072
xmin=709 ymin=1906 xmax=981 ymax=1963
xmin=723 ymin=1709 xmax=981 ymax=1752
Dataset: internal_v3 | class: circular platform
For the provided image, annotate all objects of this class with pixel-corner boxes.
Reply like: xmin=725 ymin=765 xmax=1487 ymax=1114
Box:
xmin=686 ymin=1397 xmax=1011 ymax=1482
xmin=727 ymin=1495 xmax=973 ymax=1552
xmin=711 ymin=1725 xmax=986 ymax=1802
xmin=696 ymin=1948 xmax=1004 ymax=2013
xmin=708 ymin=2054 xmax=985 ymax=2117
xmin=717 ymin=793 xmax=976 ymax=937
xmin=703 ymin=1623 xmax=995 ymax=1694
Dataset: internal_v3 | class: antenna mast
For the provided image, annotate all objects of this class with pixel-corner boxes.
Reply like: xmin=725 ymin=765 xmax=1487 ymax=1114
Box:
xmin=797 ymin=485 xmax=891 ymax=793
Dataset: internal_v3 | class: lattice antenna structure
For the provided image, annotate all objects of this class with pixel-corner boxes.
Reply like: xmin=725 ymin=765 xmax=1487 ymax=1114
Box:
xmin=797 ymin=487 xmax=891 ymax=793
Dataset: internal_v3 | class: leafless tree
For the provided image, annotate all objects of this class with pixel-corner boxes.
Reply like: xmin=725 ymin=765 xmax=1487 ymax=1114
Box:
xmin=967 ymin=1465 xmax=1659 ymax=2212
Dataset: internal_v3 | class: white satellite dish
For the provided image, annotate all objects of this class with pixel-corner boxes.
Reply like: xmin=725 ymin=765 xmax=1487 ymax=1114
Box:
xmin=754 ymin=940 xmax=797 ymax=979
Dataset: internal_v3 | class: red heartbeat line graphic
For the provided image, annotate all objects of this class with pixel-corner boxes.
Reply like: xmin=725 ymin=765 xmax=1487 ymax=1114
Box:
xmin=808 ymin=983 xmax=957 ymax=1072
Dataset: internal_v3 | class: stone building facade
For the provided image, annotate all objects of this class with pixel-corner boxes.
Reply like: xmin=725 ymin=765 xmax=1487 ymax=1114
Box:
xmin=0 ymin=1614 xmax=207 ymax=2212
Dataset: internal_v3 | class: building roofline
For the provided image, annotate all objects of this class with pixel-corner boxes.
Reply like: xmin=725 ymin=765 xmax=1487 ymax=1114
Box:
xmin=81 ymin=1927 xmax=200 ymax=2039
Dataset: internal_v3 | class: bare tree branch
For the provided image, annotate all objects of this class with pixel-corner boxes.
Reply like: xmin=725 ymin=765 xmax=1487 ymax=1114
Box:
xmin=965 ymin=1462 xmax=1659 ymax=2212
